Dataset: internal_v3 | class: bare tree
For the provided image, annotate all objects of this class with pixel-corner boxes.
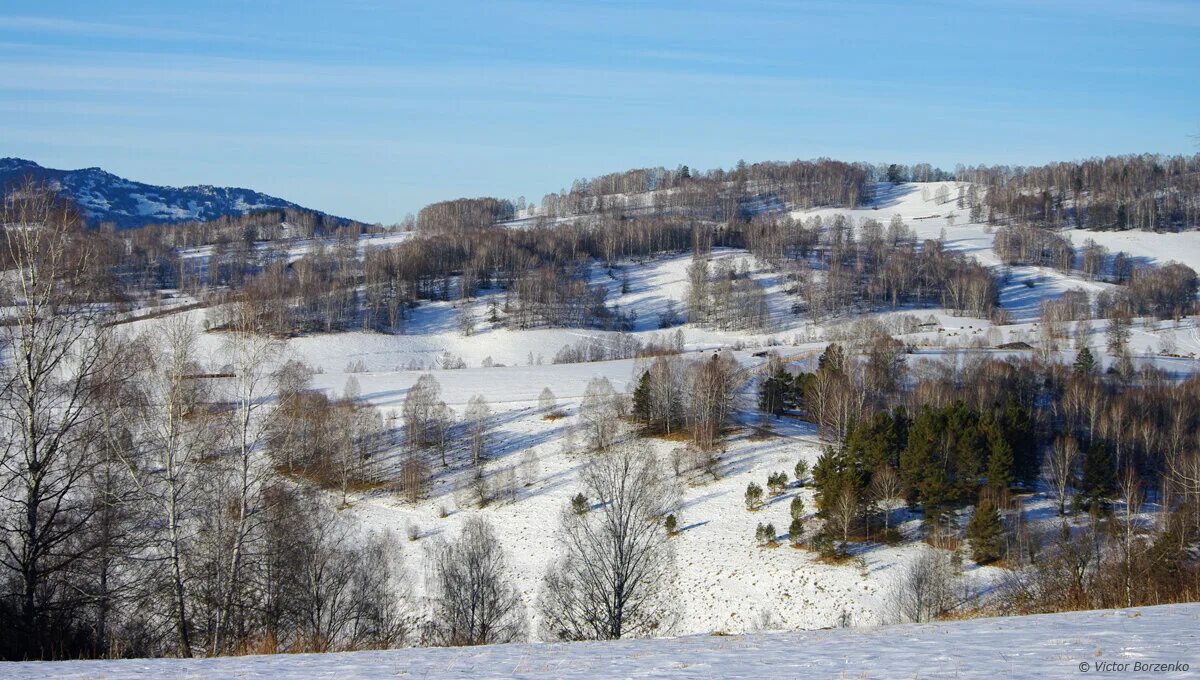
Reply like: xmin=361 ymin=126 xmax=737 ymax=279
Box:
xmin=210 ymin=312 xmax=281 ymax=654
xmin=292 ymin=513 xmax=410 ymax=652
xmin=0 ymin=183 xmax=122 ymax=657
xmin=402 ymin=374 xmax=442 ymax=450
xmin=825 ymin=486 xmax=860 ymax=546
xmin=579 ymin=377 xmax=619 ymax=451
xmin=538 ymin=387 xmax=557 ymax=415
xmin=116 ymin=318 xmax=223 ymax=657
xmin=426 ymin=517 xmax=525 ymax=646
xmin=538 ymin=443 xmax=679 ymax=640
xmin=688 ymin=352 xmax=739 ymax=450
xmin=1045 ymin=435 xmax=1080 ymax=515
xmin=869 ymin=464 xmax=903 ymax=530
xmin=465 ymin=395 xmax=491 ymax=466
xmin=890 ymin=547 xmax=960 ymax=623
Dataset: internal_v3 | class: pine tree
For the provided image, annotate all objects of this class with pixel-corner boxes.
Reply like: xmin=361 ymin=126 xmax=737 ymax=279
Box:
xmin=947 ymin=402 xmax=984 ymax=501
xmin=794 ymin=459 xmax=809 ymax=486
xmin=790 ymin=495 xmax=806 ymax=521
xmin=900 ymin=406 xmax=951 ymax=510
xmin=745 ymin=482 xmax=764 ymax=511
xmin=664 ymin=513 xmax=678 ymax=535
xmin=789 ymin=518 xmax=804 ymax=546
xmin=966 ymin=498 xmax=1004 ymax=564
xmin=1001 ymin=398 xmax=1038 ymax=486
xmin=1073 ymin=346 xmax=1097 ymax=375
xmin=1080 ymin=441 xmax=1115 ymax=509
xmin=758 ymin=370 xmax=787 ymax=416
xmin=818 ymin=343 xmax=847 ymax=374
xmin=767 ymin=471 xmax=789 ymax=495
xmin=982 ymin=412 xmax=1014 ymax=493
xmin=812 ymin=445 xmax=866 ymax=517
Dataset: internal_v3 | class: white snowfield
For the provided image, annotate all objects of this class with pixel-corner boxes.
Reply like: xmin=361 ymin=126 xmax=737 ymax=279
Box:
xmin=85 ymin=181 xmax=1199 ymax=672
xmin=7 ymin=605 xmax=1197 ymax=679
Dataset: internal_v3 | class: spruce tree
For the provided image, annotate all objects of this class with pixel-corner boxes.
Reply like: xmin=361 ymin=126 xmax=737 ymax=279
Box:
xmin=1080 ymin=441 xmax=1115 ymax=508
xmin=966 ymin=498 xmax=1004 ymax=564
xmin=631 ymin=370 xmax=653 ymax=425
xmin=1073 ymin=346 xmax=1097 ymax=375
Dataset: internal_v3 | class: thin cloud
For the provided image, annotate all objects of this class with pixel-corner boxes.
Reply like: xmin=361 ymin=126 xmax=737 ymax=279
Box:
xmin=0 ymin=15 xmax=254 ymax=43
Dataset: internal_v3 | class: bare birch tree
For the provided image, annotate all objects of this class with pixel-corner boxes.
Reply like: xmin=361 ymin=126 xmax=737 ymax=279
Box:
xmin=538 ymin=443 xmax=679 ymax=640
xmin=427 ymin=517 xmax=525 ymax=646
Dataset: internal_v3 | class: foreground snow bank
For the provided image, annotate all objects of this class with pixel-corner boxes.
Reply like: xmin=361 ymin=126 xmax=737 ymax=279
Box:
xmin=9 ymin=605 xmax=1198 ymax=679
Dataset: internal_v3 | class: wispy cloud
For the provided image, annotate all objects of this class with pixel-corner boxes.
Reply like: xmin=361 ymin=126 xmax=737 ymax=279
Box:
xmin=0 ymin=15 xmax=253 ymax=43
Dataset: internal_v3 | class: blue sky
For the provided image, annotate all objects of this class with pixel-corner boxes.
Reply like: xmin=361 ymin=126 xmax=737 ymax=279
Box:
xmin=2 ymin=1 xmax=1198 ymax=223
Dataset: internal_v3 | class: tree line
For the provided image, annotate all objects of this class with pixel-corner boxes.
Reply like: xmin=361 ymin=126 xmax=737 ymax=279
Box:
xmin=758 ymin=339 xmax=1199 ymax=610
xmin=961 ymin=153 xmax=1200 ymax=232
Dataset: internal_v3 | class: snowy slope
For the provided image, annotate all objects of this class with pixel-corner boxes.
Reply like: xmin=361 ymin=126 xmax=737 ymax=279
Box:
xmin=8 ymin=605 xmax=1196 ymax=679
xmin=93 ymin=179 xmax=1200 ymax=662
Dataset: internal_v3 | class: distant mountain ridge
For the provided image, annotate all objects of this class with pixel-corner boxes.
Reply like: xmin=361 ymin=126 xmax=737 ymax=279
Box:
xmin=0 ymin=158 xmax=348 ymax=229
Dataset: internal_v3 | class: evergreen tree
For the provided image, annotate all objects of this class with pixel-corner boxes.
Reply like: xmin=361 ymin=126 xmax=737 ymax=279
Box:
xmin=791 ymin=372 xmax=814 ymax=416
xmin=947 ymin=402 xmax=984 ymax=500
xmin=812 ymin=444 xmax=867 ymax=517
xmin=767 ymin=471 xmax=789 ymax=495
xmin=790 ymin=495 xmax=806 ymax=521
xmin=982 ymin=411 xmax=1014 ymax=492
xmin=1073 ymin=346 xmax=1097 ymax=375
xmin=845 ymin=410 xmax=906 ymax=471
xmin=631 ymin=370 xmax=652 ymax=423
xmin=789 ymin=518 xmax=804 ymax=546
xmin=1001 ymin=398 xmax=1038 ymax=486
xmin=794 ymin=459 xmax=809 ymax=486
xmin=664 ymin=513 xmax=678 ymax=535
xmin=966 ymin=498 xmax=1004 ymax=564
xmin=818 ymin=343 xmax=847 ymax=374
xmin=758 ymin=369 xmax=788 ymax=417
xmin=571 ymin=493 xmax=589 ymax=515
xmin=900 ymin=406 xmax=951 ymax=509
xmin=1080 ymin=441 xmax=1115 ymax=508
xmin=745 ymin=482 xmax=764 ymax=511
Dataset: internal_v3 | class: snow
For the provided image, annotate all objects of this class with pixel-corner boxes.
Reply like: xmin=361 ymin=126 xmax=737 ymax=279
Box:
xmin=87 ymin=179 xmax=1200 ymax=671
xmin=8 ymin=604 xmax=1196 ymax=679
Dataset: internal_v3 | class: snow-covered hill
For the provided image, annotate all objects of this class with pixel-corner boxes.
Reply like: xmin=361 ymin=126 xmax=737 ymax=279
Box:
xmin=55 ymin=179 xmax=1197 ymax=669
xmin=7 ymin=605 xmax=1196 ymax=679
xmin=118 ymin=181 xmax=1200 ymax=642
xmin=0 ymin=157 xmax=347 ymax=229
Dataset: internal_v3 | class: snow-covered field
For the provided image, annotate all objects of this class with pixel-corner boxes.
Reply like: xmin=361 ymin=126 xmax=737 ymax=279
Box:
xmin=103 ymin=181 xmax=1200 ymax=649
xmin=9 ymin=604 xmax=1197 ymax=679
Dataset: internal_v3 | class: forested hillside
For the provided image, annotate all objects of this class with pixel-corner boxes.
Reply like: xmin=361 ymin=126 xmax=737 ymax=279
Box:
xmin=0 ymin=155 xmax=1198 ymax=663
